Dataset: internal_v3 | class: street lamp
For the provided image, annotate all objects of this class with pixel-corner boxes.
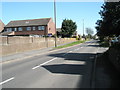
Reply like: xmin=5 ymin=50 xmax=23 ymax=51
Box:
xmin=54 ymin=0 xmax=57 ymax=47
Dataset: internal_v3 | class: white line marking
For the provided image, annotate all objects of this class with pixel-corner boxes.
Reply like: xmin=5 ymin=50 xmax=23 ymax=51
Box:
xmin=32 ymin=65 xmax=40 ymax=70
xmin=74 ymin=48 xmax=79 ymax=51
xmin=40 ymin=57 xmax=57 ymax=66
xmin=69 ymin=51 xmax=72 ymax=53
xmin=0 ymin=77 xmax=15 ymax=85
xmin=74 ymin=49 xmax=77 ymax=51
xmin=32 ymin=57 xmax=58 ymax=70
xmin=81 ymin=47 xmax=83 ymax=48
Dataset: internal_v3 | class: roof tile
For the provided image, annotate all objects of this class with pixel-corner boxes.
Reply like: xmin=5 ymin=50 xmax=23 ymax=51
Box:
xmin=5 ymin=18 xmax=51 ymax=27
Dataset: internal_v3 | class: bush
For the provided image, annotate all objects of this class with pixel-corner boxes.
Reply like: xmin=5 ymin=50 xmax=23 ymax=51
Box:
xmin=108 ymin=43 xmax=120 ymax=72
xmin=110 ymin=43 xmax=120 ymax=50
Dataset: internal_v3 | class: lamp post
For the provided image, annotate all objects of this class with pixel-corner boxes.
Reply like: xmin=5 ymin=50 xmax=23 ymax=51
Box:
xmin=54 ymin=0 xmax=57 ymax=47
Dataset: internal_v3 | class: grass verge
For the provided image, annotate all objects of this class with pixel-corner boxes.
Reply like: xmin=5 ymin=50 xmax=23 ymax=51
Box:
xmin=54 ymin=40 xmax=86 ymax=49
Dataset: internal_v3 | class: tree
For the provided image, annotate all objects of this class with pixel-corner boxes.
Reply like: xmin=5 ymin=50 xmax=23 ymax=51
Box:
xmin=86 ymin=28 xmax=94 ymax=35
xmin=61 ymin=19 xmax=77 ymax=37
xmin=96 ymin=1 xmax=120 ymax=37
xmin=85 ymin=28 xmax=94 ymax=39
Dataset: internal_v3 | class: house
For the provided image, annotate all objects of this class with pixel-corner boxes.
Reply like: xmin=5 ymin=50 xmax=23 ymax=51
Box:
xmin=3 ymin=18 xmax=55 ymax=36
xmin=0 ymin=20 xmax=5 ymax=32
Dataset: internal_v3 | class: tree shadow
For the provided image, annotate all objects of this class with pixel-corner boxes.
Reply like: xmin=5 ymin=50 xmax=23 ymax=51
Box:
xmin=87 ymin=44 xmax=100 ymax=47
xmin=41 ymin=52 xmax=97 ymax=88
xmin=42 ymin=64 xmax=85 ymax=75
xmin=48 ymin=53 xmax=96 ymax=62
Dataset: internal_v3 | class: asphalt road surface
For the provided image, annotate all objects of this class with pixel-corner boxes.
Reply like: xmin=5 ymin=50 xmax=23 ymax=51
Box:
xmin=1 ymin=40 xmax=99 ymax=88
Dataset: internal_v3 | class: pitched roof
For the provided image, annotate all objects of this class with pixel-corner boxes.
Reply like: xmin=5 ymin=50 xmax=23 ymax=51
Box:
xmin=5 ymin=18 xmax=52 ymax=27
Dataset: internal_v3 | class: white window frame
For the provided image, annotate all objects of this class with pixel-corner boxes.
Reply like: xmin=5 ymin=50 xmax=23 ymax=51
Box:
xmin=7 ymin=28 xmax=12 ymax=32
xmin=27 ymin=27 xmax=31 ymax=31
xmin=38 ymin=26 xmax=45 ymax=30
xmin=41 ymin=26 xmax=45 ymax=30
xmin=38 ymin=26 xmax=42 ymax=30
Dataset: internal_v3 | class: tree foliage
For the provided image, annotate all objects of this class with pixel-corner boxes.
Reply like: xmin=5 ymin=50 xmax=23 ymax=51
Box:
xmin=96 ymin=1 xmax=120 ymax=37
xmin=61 ymin=19 xmax=77 ymax=37
xmin=86 ymin=28 xmax=94 ymax=35
xmin=85 ymin=28 xmax=94 ymax=39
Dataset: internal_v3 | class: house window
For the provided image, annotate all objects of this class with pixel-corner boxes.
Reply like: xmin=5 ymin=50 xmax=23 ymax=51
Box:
xmin=27 ymin=27 xmax=31 ymax=31
xmin=7 ymin=28 xmax=12 ymax=32
xmin=38 ymin=26 xmax=45 ymax=30
xmin=38 ymin=26 xmax=42 ymax=30
xmin=41 ymin=26 xmax=45 ymax=30
xmin=33 ymin=27 xmax=36 ymax=30
xmin=18 ymin=27 xmax=22 ymax=31
xmin=14 ymin=28 xmax=17 ymax=31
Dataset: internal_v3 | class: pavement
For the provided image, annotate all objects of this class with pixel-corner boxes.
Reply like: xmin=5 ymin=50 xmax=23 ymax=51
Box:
xmin=0 ymin=41 xmax=76 ymax=63
xmin=0 ymin=40 xmax=109 ymax=88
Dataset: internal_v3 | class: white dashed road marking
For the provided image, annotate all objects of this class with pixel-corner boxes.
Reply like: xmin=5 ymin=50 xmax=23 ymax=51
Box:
xmin=0 ymin=77 xmax=15 ymax=85
xmin=69 ymin=51 xmax=73 ymax=53
xmin=75 ymin=48 xmax=80 ymax=51
xmin=32 ymin=57 xmax=58 ymax=70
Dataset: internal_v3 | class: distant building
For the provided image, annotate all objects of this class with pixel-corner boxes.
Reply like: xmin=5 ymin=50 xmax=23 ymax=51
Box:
xmin=3 ymin=18 xmax=55 ymax=36
xmin=0 ymin=20 xmax=5 ymax=32
xmin=56 ymin=28 xmax=62 ymax=37
xmin=56 ymin=28 xmax=61 ymax=32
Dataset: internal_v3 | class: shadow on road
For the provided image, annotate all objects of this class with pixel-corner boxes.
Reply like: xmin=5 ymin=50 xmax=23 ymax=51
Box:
xmin=87 ymin=44 xmax=99 ymax=47
xmin=48 ymin=53 xmax=96 ymax=62
xmin=41 ymin=52 xmax=97 ymax=88
xmin=42 ymin=64 xmax=85 ymax=75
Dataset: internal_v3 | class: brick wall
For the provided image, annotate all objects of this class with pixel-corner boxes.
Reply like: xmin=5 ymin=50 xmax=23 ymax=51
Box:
xmin=47 ymin=18 xmax=55 ymax=35
xmin=0 ymin=20 xmax=4 ymax=32
xmin=0 ymin=37 xmax=76 ymax=56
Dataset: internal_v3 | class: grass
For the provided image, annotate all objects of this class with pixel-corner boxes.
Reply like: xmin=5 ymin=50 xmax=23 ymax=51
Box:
xmin=54 ymin=40 xmax=86 ymax=49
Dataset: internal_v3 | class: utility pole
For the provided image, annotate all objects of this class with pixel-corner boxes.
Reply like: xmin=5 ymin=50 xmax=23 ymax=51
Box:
xmin=83 ymin=19 xmax=84 ymax=36
xmin=54 ymin=0 xmax=57 ymax=47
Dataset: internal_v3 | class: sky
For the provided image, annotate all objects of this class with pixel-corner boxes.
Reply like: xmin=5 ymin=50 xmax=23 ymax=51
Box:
xmin=1 ymin=1 xmax=104 ymax=35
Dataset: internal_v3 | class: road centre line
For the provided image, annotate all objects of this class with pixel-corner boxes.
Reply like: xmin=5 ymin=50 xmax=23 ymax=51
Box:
xmin=74 ymin=48 xmax=80 ymax=51
xmin=0 ymin=77 xmax=15 ymax=85
xmin=69 ymin=51 xmax=73 ymax=53
xmin=32 ymin=57 xmax=58 ymax=70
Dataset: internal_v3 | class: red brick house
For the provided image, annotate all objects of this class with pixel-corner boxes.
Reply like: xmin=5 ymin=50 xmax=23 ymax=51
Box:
xmin=4 ymin=18 xmax=55 ymax=36
xmin=0 ymin=20 xmax=5 ymax=32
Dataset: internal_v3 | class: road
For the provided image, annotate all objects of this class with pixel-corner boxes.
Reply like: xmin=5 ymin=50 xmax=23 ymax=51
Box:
xmin=1 ymin=40 xmax=99 ymax=88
